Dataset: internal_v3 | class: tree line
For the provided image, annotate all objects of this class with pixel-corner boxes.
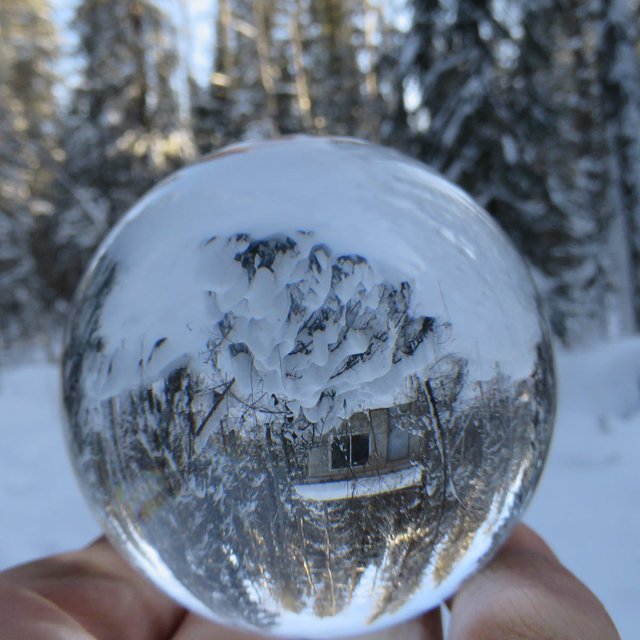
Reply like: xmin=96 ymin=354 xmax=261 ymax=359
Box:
xmin=2 ymin=0 xmax=640 ymax=349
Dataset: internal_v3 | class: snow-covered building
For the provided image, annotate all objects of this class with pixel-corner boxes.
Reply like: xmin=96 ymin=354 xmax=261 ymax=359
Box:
xmin=294 ymin=405 xmax=424 ymax=502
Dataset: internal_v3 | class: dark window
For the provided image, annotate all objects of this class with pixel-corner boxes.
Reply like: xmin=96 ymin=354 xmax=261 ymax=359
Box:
xmin=331 ymin=436 xmax=350 ymax=469
xmin=350 ymin=434 xmax=370 ymax=466
xmin=331 ymin=434 xmax=370 ymax=470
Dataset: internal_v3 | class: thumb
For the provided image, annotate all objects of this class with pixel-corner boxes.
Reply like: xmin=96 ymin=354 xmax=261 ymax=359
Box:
xmin=448 ymin=525 xmax=620 ymax=640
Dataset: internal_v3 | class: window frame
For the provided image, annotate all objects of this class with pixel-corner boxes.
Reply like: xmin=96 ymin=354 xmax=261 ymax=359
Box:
xmin=330 ymin=433 xmax=370 ymax=470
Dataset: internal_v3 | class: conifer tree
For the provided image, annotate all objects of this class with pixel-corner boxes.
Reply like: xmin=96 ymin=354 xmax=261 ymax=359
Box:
xmin=192 ymin=0 xmax=241 ymax=152
xmin=44 ymin=0 xmax=195 ymax=303
xmin=536 ymin=0 xmax=640 ymax=342
xmin=304 ymin=0 xmax=363 ymax=135
xmin=501 ymin=0 xmax=613 ymax=343
xmin=0 ymin=0 xmax=60 ymax=343
xmin=401 ymin=0 xmax=509 ymax=195
xmin=192 ymin=0 xmax=401 ymax=152
xmin=595 ymin=0 xmax=640 ymax=332
xmin=400 ymin=0 xmax=640 ymax=344
xmin=66 ymin=0 xmax=194 ymax=221
xmin=194 ymin=0 xmax=301 ymax=151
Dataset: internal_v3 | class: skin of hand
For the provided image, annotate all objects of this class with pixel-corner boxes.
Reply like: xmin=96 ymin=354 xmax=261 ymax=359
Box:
xmin=0 ymin=525 xmax=620 ymax=640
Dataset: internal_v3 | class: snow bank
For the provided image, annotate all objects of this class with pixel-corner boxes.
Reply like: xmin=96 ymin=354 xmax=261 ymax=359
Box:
xmin=526 ymin=336 xmax=640 ymax=640
xmin=0 ymin=357 xmax=98 ymax=567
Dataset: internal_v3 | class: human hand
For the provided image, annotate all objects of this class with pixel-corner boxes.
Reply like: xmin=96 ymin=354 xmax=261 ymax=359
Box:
xmin=0 ymin=525 xmax=619 ymax=639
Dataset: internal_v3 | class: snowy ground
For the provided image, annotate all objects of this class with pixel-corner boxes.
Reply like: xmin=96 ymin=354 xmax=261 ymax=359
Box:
xmin=0 ymin=339 xmax=638 ymax=638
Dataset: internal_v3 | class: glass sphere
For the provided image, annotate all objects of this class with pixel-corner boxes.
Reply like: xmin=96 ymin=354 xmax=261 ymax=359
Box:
xmin=63 ymin=136 xmax=555 ymax=638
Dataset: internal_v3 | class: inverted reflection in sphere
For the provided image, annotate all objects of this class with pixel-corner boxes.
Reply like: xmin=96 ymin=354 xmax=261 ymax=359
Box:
xmin=63 ymin=137 xmax=555 ymax=638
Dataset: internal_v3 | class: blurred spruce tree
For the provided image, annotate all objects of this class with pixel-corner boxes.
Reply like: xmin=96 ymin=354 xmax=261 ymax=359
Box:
xmin=2 ymin=0 xmax=640 ymax=347
xmin=399 ymin=0 xmax=640 ymax=345
xmin=0 ymin=0 xmax=60 ymax=344
xmin=36 ymin=0 xmax=196 ymax=305
xmin=192 ymin=0 xmax=401 ymax=153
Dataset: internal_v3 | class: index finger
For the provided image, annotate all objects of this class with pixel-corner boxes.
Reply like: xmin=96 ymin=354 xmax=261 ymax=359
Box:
xmin=0 ymin=537 xmax=186 ymax=640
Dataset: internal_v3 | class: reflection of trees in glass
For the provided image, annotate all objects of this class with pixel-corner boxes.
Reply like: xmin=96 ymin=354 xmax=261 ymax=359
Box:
xmin=63 ymin=257 xmax=118 ymax=456
xmin=193 ymin=232 xmax=441 ymax=437
xmin=64 ymin=238 xmax=554 ymax=629
xmin=64 ymin=339 xmax=552 ymax=628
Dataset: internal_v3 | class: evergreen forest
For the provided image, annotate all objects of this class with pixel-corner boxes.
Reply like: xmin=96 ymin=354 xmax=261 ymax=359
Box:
xmin=2 ymin=0 xmax=640 ymax=349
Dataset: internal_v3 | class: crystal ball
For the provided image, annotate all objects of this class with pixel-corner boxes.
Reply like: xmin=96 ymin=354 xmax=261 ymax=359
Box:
xmin=63 ymin=136 xmax=555 ymax=638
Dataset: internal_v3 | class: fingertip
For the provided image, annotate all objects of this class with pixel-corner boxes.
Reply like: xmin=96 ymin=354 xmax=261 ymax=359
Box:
xmin=352 ymin=610 xmax=442 ymax=640
xmin=500 ymin=523 xmax=556 ymax=560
